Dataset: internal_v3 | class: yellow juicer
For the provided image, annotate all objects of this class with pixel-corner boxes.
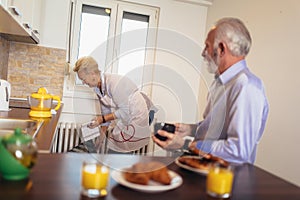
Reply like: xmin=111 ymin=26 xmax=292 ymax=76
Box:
xmin=28 ymin=87 xmax=61 ymax=118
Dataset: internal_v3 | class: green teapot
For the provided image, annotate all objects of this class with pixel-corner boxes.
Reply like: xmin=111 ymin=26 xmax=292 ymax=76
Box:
xmin=0 ymin=128 xmax=38 ymax=180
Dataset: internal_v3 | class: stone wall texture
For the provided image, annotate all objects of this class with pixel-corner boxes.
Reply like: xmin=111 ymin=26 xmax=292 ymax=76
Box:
xmin=0 ymin=36 xmax=9 ymax=80
xmin=7 ymin=42 xmax=66 ymax=98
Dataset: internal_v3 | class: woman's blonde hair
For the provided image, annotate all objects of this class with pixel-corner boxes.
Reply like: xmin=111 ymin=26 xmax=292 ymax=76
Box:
xmin=73 ymin=56 xmax=99 ymax=74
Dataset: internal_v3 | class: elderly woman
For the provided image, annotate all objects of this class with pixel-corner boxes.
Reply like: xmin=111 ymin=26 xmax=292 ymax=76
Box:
xmin=73 ymin=56 xmax=155 ymax=153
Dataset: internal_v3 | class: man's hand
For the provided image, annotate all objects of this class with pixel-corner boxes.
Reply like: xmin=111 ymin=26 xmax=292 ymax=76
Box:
xmin=152 ymin=123 xmax=194 ymax=150
xmin=174 ymin=123 xmax=193 ymax=137
xmin=189 ymin=141 xmax=210 ymax=158
xmin=152 ymin=129 xmax=185 ymax=150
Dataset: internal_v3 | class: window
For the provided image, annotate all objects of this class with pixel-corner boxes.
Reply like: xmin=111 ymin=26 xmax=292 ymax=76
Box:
xmin=78 ymin=5 xmax=110 ymax=59
xmin=67 ymin=0 xmax=159 ymax=95
xmin=118 ymin=12 xmax=149 ymax=75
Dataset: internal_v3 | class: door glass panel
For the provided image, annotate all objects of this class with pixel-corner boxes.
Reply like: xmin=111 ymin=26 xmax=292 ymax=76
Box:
xmin=76 ymin=5 xmax=111 ymax=84
xmin=78 ymin=5 xmax=110 ymax=58
xmin=118 ymin=12 xmax=149 ymax=87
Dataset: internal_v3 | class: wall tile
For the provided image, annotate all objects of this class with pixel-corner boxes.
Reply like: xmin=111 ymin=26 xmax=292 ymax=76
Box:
xmin=0 ymin=36 xmax=10 ymax=79
xmin=7 ymin=42 xmax=66 ymax=98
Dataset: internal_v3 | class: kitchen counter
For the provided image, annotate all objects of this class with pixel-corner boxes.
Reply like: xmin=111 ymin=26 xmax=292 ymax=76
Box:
xmin=0 ymin=99 xmax=63 ymax=153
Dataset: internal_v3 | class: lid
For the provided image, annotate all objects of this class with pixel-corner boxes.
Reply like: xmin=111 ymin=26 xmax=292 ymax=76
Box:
xmin=3 ymin=128 xmax=32 ymax=145
xmin=31 ymin=87 xmax=52 ymax=99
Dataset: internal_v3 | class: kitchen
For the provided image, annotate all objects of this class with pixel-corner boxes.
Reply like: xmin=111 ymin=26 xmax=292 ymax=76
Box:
xmin=0 ymin=0 xmax=300 ymax=198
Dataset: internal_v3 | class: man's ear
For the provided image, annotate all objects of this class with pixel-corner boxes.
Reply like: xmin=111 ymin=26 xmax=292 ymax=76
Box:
xmin=218 ymin=42 xmax=225 ymax=55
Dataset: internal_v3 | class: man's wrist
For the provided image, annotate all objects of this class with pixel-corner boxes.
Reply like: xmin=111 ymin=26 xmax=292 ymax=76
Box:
xmin=182 ymin=139 xmax=192 ymax=150
xmin=102 ymin=115 xmax=106 ymax=123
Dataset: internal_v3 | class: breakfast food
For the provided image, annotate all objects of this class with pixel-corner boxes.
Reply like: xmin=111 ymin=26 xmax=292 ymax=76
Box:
xmin=178 ymin=156 xmax=211 ymax=170
xmin=178 ymin=155 xmax=229 ymax=171
xmin=123 ymin=161 xmax=172 ymax=185
xmin=123 ymin=163 xmax=150 ymax=185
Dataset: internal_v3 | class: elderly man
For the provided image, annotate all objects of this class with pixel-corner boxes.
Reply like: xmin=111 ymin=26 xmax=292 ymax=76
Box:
xmin=153 ymin=18 xmax=269 ymax=164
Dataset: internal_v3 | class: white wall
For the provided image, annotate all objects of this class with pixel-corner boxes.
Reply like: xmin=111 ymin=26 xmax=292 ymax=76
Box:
xmin=206 ymin=0 xmax=300 ymax=187
xmin=139 ymin=0 xmax=209 ymax=123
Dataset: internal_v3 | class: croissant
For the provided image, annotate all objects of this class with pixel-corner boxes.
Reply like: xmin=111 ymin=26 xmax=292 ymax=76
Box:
xmin=123 ymin=161 xmax=171 ymax=185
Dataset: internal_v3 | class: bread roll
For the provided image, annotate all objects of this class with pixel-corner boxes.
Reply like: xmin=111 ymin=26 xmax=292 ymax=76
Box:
xmin=123 ymin=161 xmax=171 ymax=185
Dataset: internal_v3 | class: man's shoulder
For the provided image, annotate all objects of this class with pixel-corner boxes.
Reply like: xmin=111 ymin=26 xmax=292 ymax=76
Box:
xmin=228 ymin=69 xmax=266 ymax=98
xmin=237 ymin=69 xmax=264 ymax=89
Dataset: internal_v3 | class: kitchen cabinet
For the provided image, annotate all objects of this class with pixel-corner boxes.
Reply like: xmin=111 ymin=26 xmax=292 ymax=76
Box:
xmin=8 ymin=0 xmax=41 ymax=35
xmin=0 ymin=0 xmax=39 ymax=44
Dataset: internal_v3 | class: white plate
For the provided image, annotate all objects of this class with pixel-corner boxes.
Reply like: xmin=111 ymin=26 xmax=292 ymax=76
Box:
xmin=111 ymin=169 xmax=183 ymax=193
xmin=175 ymin=156 xmax=209 ymax=175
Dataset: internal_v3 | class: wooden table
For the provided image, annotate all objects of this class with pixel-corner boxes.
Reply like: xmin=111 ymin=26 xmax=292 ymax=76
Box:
xmin=0 ymin=153 xmax=299 ymax=200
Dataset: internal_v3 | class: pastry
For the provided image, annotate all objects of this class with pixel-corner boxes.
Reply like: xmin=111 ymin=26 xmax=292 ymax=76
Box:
xmin=178 ymin=155 xmax=229 ymax=171
xmin=123 ymin=161 xmax=171 ymax=185
xmin=178 ymin=156 xmax=210 ymax=170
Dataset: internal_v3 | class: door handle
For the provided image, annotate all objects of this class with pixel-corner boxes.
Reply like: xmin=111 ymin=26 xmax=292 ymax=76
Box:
xmin=5 ymin=87 xmax=9 ymax=102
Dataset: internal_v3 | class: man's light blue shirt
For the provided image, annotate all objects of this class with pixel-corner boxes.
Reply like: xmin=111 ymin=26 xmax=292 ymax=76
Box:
xmin=195 ymin=60 xmax=269 ymax=164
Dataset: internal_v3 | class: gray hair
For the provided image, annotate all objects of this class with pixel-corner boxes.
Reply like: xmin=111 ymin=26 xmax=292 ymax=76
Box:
xmin=73 ymin=56 xmax=99 ymax=74
xmin=214 ymin=17 xmax=252 ymax=56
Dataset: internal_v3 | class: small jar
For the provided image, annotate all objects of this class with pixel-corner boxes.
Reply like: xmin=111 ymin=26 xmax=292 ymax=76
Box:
xmin=4 ymin=128 xmax=38 ymax=168
xmin=0 ymin=128 xmax=38 ymax=180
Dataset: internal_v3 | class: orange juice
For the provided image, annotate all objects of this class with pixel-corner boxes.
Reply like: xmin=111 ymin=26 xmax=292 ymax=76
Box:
xmin=206 ymin=165 xmax=234 ymax=198
xmin=81 ymin=162 xmax=109 ymax=197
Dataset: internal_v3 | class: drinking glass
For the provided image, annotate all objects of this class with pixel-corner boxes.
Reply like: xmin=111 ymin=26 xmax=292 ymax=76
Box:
xmin=206 ymin=163 xmax=234 ymax=198
xmin=81 ymin=161 xmax=109 ymax=198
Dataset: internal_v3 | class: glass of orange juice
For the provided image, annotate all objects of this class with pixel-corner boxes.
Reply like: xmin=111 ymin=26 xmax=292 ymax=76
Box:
xmin=81 ymin=161 xmax=109 ymax=198
xmin=206 ymin=163 xmax=234 ymax=198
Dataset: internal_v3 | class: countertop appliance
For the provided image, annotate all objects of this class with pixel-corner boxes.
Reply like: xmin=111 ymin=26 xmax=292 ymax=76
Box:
xmin=0 ymin=79 xmax=11 ymax=111
xmin=28 ymin=87 xmax=61 ymax=118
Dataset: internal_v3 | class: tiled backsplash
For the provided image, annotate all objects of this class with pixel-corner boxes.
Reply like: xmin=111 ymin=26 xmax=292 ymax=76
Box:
xmin=0 ymin=36 xmax=9 ymax=79
xmin=6 ymin=42 xmax=66 ymax=98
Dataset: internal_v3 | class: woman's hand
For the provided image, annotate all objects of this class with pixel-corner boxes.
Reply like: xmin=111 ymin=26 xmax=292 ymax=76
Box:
xmin=87 ymin=116 xmax=103 ymax=129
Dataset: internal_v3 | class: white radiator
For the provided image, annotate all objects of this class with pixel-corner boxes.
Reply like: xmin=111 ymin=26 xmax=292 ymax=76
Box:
xmin=52 ymin=122 xmax=81 ymax=153
xmin=51 ymin=122 xmax=162 ymax=155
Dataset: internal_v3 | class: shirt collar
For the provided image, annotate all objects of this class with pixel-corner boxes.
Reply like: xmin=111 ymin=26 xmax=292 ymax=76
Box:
xmin=100 ymin=72 xmax=106 ymax=94
xmin=94 ymin=72 xmax=106 ymax=95
xmin=217 ymin=59 xmax=247 ymax=84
